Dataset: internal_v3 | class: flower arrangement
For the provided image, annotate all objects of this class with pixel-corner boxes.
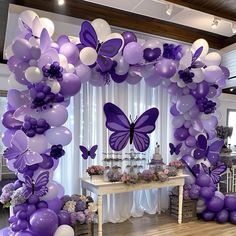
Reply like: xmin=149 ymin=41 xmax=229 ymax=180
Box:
xmin=0 ymin=183 xmax=26 ymax=208
xmin=169 ymin=160 xmax=184 ymax=169
xmin=141 ymin=169 xmax=154 ymax=182
xmin=216 ymin=126 xmax=233 ymax=140
xmin=157 ymin=170 xmax=169 ymax=182
xmin=121 ymin=172 xmax=139 ymax=184
xmin=86 ymin=165 xmax=105 ymax=176
xmin=61 ymin=194 xmax=96 ymax=225
xmin=107 ymin=166 xmax=122 ymax=182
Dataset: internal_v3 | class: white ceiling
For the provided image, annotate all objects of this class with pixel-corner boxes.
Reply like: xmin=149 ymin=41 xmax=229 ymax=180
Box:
xmin=83 ymin=0 xmax=235 ymax=37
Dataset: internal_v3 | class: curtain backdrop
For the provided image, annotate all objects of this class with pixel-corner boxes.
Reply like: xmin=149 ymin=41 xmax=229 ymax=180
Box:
xmin=54 ymin=79 xmax=172 ymax=223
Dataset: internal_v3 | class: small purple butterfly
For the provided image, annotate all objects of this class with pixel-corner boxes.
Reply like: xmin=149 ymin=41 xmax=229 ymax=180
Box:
xmin=3 ymin=130 xmax=43 ymax=172
xmin=104 ymin=102 xmax=159 ymax=152
xmin=191 ymin=46 xmax=204 ymax=68
xmin=79 ymin=145 xmax=98 ymax=159
xmin=78 ymin=21 xmax=122 ymax=72
xmin=192 ymin=134 xmax=224 ymax=165
xmin=22 ymin=171 xmax=49 ymax=199
xmin=169 ymin=143 xmax=182 ymax=155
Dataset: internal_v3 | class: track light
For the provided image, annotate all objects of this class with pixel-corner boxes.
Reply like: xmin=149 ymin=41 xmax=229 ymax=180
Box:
xmin=211 ymin=17 xmax=220 ymax=29
xmin=230 ymin=88 xmax=234 ymax=92
xmin=58 ymin=0 xmax=65 ymax=6
xmin=166 ymin=4 xmax=173 ymax=16
xmin=231 ymin=22 xmax=236 ymax=34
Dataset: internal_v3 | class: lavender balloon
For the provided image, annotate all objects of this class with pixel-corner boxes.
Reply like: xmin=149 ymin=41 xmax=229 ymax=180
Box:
xmin=123 ymin=42 xmax=143 ymax=65
xmin=155 ymin=58 xmax=177 ymax=78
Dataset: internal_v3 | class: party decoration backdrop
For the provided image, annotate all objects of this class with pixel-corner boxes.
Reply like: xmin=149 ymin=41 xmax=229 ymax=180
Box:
xmin=0 ymin=8 xmax=232 ymax=236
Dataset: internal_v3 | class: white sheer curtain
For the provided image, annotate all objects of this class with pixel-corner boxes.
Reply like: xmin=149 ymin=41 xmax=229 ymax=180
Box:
xmin=54 ymin=79 xmax=171 ymax=223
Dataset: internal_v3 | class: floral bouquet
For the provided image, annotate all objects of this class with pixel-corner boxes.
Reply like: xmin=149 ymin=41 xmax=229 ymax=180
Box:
xmin=0 ymin=182 xmax=26 ymax=208
xmin=121 ymin=172 xmax=139 ymax=184
xmin=141 ymin=169 xmax=155 ymax=182
xmin=107 ymin=166 xmax=122 ymax=182
xmin=86 ymin=165 xmax=105 ymax=176
xmin=61 ymin=194 xmax=96 ymax=226
xmin=156 ymin=170 xmax=169 ymax=182
xmin=169 ymin=160 xmax=184 ymax=169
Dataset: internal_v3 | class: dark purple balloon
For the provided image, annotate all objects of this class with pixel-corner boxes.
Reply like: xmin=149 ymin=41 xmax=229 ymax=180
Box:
xmin=26 ymin=204 xmax=37 ymax=218
xmin=200 ymin=187 xmax=214 ymax=200
xmin=122 ymin=31 xmax=137 ymax=46
xmin=202 ymin=210 xmax=215 ymax=221
xmin=28 ymin=195 xmax=40 ymax=205
xmin=170 ymin=104 xmax=180 ymax=116
xmin=39 ymin=154 xmax=54 ymax=169
xmin=17 ymin=219 xmax=28 ymax=230
xmin=155 ymin=58 xmax=177 ymax=78
xmin=190 ymin=81 xmax=209 ymax=99
xmin=9 ymin=216 xmax=18 ymax=224
xmin=216 ymin=209 xmax=229 ymax=223
xmin=13 ymin=204 xmax=27 ymax=215
xmin=16 ymin=210 xmax=27 ymax=220
xmin=58 ymin=210 xmax=71 ymax=225
xmin=196 ymin=174 xmax=211 ymax=187
xmin=110 ymin=71 xmax=128 ymax=83
xmin=143 ymin=48 xmax=161 ymax=62
xmin=230 ymin=211 xmax=236 ymax=224
xmin=2 ymin=110 xmax=23 ymax=129
xmin=174 ymin=126 xmax=189 ymax=141
xmin=207 ymin=196 xmax=224 ymax=212
xmin=7 ymin=56 xmax=22 ymax=73
xmin=225 ymin=194 xmax=236 ymax=211
xmin=37 ymin=201 xmax=48 ymax=209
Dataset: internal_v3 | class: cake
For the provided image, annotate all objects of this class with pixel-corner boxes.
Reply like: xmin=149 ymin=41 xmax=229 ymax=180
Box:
xmin=149 ymin=143 xmax=165 ymax=165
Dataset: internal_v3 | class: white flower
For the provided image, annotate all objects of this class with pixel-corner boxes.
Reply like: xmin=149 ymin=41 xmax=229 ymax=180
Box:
xmin=88 ymin=202 xmax=97 ymax=213
xmin=63 ymin=200 xmax=76 ymax=213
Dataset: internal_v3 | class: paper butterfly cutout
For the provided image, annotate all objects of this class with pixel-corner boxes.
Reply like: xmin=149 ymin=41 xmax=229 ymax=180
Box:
xmin=78 ymin=21 xmax=122 ymax=72
xmin=104 ymin=102 xmax=159 ymax=152
xmin=3 ymin=130 xmax=43 ymax=172
xmin=79 ymin=145 xmax=98 ymax=159
xmin=22 ymin=171 xmax=49 ymax=199
xmin=191 ymin=46 xmax=204 ymax=68
xmin=192 ymin=134 xmax=224 ymax=165
xmin=169 ymin=143 xmax=182 ymax=155
xmin=191 ymin=162 xmax=226 ymax=184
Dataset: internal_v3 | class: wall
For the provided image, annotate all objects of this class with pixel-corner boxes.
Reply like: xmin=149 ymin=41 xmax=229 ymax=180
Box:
xmin=0 ymin=64 xmax=10 ymax=91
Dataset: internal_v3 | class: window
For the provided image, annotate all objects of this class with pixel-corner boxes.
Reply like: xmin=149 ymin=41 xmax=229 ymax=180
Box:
xmin=227 ymin=109 xmax=236 ymax=149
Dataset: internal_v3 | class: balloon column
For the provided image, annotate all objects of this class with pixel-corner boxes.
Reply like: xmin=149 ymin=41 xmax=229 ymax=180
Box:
xmin=0 ymin=9 xmax=232 ymax=235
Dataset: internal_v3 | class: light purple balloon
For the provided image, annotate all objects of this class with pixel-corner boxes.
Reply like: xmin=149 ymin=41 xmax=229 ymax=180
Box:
xmin=144 ymin=73 xmax=162 ymax=87
xmin=14 ymin=62 xmax=31 ymax=86
xmin=189 ymin=106 xmax=200 ymax=119
xmin=7 ymin=89 xmax=30 ymax=109
xmin=28 ymin=134 xmax=48 ymax=154
xmin=168 ymin=83 xmax=179 ymax=94
xmin=170 ymin=104 xmax=180 ymax=116
xmin=176 ymin=95 xmax=195 ymax=113
xmin=161 ymin=78 xmax=171 ymax=88
xmin=189 ymin=127 xmax=199 ymax=136
xmin=75 ymin=64 xmax=92 ymax=83
xmin=12 ymin=38 xmax=32 ymax=61
xmin=202 ymin=116 xmax=218 ymax=131
xmin=2 ymin=110 xmax=23 ymax=129
xmin=184 ymin=120 xmax=192 ymax=129
xmin=123 ymin=42 xmax=143 ymax=65
xmin=56 ymin=35 xmax=70 ymax=47
xmin=155 ymin=58 xmax=177 ymax=78
xmin=7 ymin=56 xmax=22 ymax=73
xmin=59 ymin=42 xmax=79 ymax=64
xmin=60 ymin=73 xmax=81 ymax=96
xmin=185 ymin=136 xmax=196 ymax=147
xmin=46 ymin=197 xmax=62 ymax=214
xmin=89 ymin=71 xmax=105 ymax=87
xmin=207 ymin=86 xmax=217 ymax=99
xmin=172 ymin=115 xmax=185 ymax=128
xmin=30 ymin=47 xmax=41 ymax=60
xmin=2 ymin=129 xmax=16 ymax=147
xmin=45 ymin=126 xmax=72 ymax=146
xmin=181 ymin=154 xmax=196 ymax=168
xmin=126 ymin=73 xmax=142 ymax=85
xmin=0 ymin=227 xmax=13 ymax=236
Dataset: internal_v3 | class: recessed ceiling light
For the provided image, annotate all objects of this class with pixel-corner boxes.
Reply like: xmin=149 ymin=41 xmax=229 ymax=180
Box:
xmin=230 ymin=88 xmax=234 ymax=92
xmin=211 ymin=17 xmax=220 ymax=29
xmin=166 ymin=4 xmax=173 ymax=16
xmin=58 ymin=0 xmax=65 ymax=6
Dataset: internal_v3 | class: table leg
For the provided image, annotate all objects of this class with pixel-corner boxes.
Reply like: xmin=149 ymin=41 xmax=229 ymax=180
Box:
xmin=178 ymin=185 xmax=183 ymax=224
xmin=82 ymin=186 xmax=86 ymax=196
xmin=98 ymin=195 xmax=103 ymax=236
xmin=157 ymin=188 xmax=162 ymax=214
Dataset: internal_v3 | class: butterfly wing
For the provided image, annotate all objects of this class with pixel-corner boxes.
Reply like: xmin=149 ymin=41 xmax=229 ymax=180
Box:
xmin=192 ymin=46 xmax=203 ymax=64
xmin=207 ymin=139 xmax=224 ymax=165
xmin=89 ymin=145 xmax=98 ymax=159
xmin=40 ymin=28 xmax=51 ymax=53
xmin=13 ymin=154 xmax=27 ymax=172
xmin=210 ymin=163 xmax=227 ymax=184
xmin=192 ymin=164 xmax=201 ymax=177
xmin=20 ymin=19 xmax=33 ymax=35
xmin=22 ymin=176 xmax=33 ymax=199
xmin=97 ymin=55 xmax=113 ymax=72
xmin=99 ymin=39 xmax=122 ymax=58
xmin=169 ymin=143 xmax=175 ymax=155
xmin=79 ymin=21 xmax=97 ymax=48
xmin=133 ymin=108 xmax=159 ymax=152
xmin=34 ymin=171 xmax=49 ymax=197
xmin=201 ymin=163 xmax=210 ymax=175
xmin=79 ymin=145 xmax=89 ymax=159
xmin=25 ymin=151 xmax=43 ymax=166
xmin=104 ymin=103 xmax=131 ymax=151
xmin=193 ymin=134 xmax=207 ymax=160
xmin=175 ymin=143 xmax=182 ymax=155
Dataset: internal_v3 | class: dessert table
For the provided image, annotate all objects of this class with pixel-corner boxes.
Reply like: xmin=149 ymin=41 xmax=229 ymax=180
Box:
xmin=81 ymin=174 xmax=187 ymax=236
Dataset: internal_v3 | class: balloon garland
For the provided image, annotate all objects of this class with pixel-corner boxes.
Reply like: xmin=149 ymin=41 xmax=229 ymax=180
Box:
xmin=0 ymin=9 xmax=233 ymax=236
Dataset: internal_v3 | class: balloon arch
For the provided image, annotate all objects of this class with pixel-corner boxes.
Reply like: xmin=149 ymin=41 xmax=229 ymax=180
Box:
xmin=0 ymin=9 xmax=234 ymax=236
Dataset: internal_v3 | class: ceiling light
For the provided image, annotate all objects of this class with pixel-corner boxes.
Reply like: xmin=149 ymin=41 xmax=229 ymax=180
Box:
xmin=166 ymin=4 xmax=173 ymax=16
xmin=231 ymin=22 xmax=236 ymax=34
xmin=230 ymin=88 xmax=234 ymax=92
xmin=58 ymin=0 xmax=65 ymax=6
xmin=211 ymin=17 xmax=220 ymax=29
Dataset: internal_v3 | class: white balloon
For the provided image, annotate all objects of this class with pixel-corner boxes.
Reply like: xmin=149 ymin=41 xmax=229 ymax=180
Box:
xmin=191 ymin=39 xmax=209 ymax=58
xmin=142 ymin=39 xmax=163 ymax=54
xmin=29 ymin=37 xmax=40 ymax=47
xmin=59 ymin=54 xmax=69 ymax=71
xmin=8 ymin=73 xmax=26 ymax=91
xmin=53 ymin=225 xmax=74 ymax=236
xmin=179 ymin=47 xmax=192 ymax=68
xmin=192 ymin=68 xmax=204 ymax=83
xmin=28 ymin=134 xmax=48 ymax=154
xmin=67 ymin=63 xmax=75 ymax=73
xmin=115 ymin=55 xmax=129 ymax=75
xmin=18 ymin=10 xmax=39 ymax=32
xmin=68 ymin=36 xmax=81 ymax=44
xmin=91 ymin=18 xmax=111 ymax=42
xmin=40 ymin=17 xmax=55 ymax=36
xmin=105 ymin=33 xmax=124 ymax=52
xmin=204 ymin=52 xmax=221 ymax=66
xmin=177 ymin=79 xmax=186 ymax=88
xmin=5 ymin=44 xmax=13 ymax=59
xmin=25 ymin=66 xmax=43 ymax=83
xmin=80 ymin=47 xmax=97 ymax=66
xmin=46 ymin=80 xmax=61 ymax=94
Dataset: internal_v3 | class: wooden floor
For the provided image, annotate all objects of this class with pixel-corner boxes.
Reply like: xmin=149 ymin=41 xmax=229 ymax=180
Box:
xmin=1 ymin=211 xmax=236 ymax=236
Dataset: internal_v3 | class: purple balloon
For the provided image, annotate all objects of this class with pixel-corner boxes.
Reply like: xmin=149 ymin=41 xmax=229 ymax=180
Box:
xmin=196 ymin=174 xmax=211 ymax=187
xmin=7 ymin=89 xmax=30 ymax=110
xmin=2 ymin=110 xmax=23 ymax=129
xmin=89 ymin=71 xmax=105 ymax=87
xmin=2 ymin=129 xmax=16 ymax=147
xmin=7 ymin=56 xmax=22 ymax=73
xmin=27 ymin=204 xmax=37 ymax=218
xmin=230 ymin=211 xmax=236 ymax=224
xmin=181 ymin=155 xmax=196 ymax=169
xmin=200 ymin=187 xmax=214 ymax=200
xmin=155 ymin=58 xmax=177 ymax=78
xmin=188 ymin=106 xmax=200 ymax=119
xmin=29 ymin=209 xmax=58 ymax=236
xmin=30 ymin=47 xmax=41 ymax=60
xmin=37 ymin=201 xmax=48 ymax=209
xmin=216 ymin=209 xmax=229 ymax=223
xmin=174 ymin=126 xmax=189 ymax=141
xmin=15 ymin=231 xmax=36 ymax=236
xmin=123 ymin=42 xmax=143 ymax=65
xmin=126 ymin=73 xmax=142 ymax=85
xmin=176 ymin=95 xmax=195 ymax=113
xmin=12 ymin=38 xmax=32 ymax=61
xmin=58 ymin=210 xmax=71 ymax=225
xmin=220 ymin=66 xmax=230 ymax=79
xmin=170 ymin=104 xmax=180 ymax=116
xmin=190 ymin=81 xmax=209 ymax=99
xmin=122 ymin=31 xmax=137 ymax=46
xmin=47 ymin=197 xmax=62 ymax=214
xmin=75 ymin=64 xmax=92 ymax=83
xmin=185 ymin=136 xmax=196 ymax=147
xmin=14 ymin=62 xmax=31 ymax=86
xmin=207 ymin=86 xmax=217 ymax=99
xmin=0 ymin=227 xmax=14 ymax=236
xmin=207 ymin=196 xmax=224 ymax=212
xmin=144 ymin=73 xmax=162 ymax=87
xmin=168 ymin=83 xmax=179 ymax=94
xmin=143 ymin=48 xmax=161 ymax=62
xmin=56 ymin=35 xmax=70 ymax=47
xmin=60 ymin=73 xmax=81 ymax=96
xmin=202 ymin=210 xmax=215 ymax=221
xmin=59 ymin=42 xmax=79 ymax=64
xmin=225 ymin=194 xmax=236 ymax=211
xmin=110 ymin=71 xmax=128 ymax=83
xmin=38 ymin=154 xmax=53 ymax=169
xmin=172 ymin=115 xmax=185 ymax=128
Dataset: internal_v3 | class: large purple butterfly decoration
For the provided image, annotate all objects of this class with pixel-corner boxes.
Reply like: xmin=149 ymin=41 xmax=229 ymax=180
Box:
xmin=78 ymin=21 xmax=122 ymax=72
xmin=3 ymin=130 xmax=43 ymax=172
xmin=22 ymin=171 xmax=49 ymax=199
xmin=192 ymin=134 xmax=224 ymax=165
xmin=104 ymin=102 xmax=159 ymax=152
xmin=169 ymin=143 xmax=182 ymax=155
xmin=79 ymin=145 xmax=98 ymax=159
xmin=191 ymin=162 xmax=226 ymax=184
